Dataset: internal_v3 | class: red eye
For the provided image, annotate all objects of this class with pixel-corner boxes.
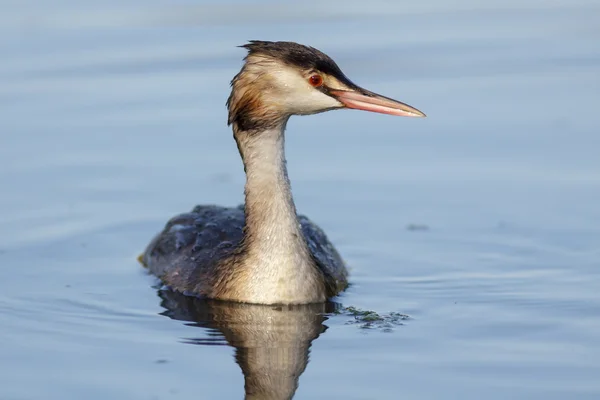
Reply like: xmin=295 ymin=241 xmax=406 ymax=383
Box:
xmin=308 ymin=74 xmax=323 ymax=87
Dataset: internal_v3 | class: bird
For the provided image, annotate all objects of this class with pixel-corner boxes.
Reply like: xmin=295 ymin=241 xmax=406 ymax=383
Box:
xmin=139 ymin=40 xmax=426 ymax=305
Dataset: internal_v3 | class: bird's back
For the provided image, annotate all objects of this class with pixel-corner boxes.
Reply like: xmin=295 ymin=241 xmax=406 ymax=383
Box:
xmin=141 ymin=204 xmax=348 ymax=299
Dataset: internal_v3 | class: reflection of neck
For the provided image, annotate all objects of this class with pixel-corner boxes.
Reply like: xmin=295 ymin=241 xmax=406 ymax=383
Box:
xmin=238 ymin=346 xmax=309 ymax=400
xmin=228 ymin=304 xmax=326 ymax=400
xmin=233 ymin=123 xmax=325 ymax=304
xmin=157 ymin=291 xmax=330 ymax=400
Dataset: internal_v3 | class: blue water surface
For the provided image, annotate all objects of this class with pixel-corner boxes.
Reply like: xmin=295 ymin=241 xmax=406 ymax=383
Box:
xmin=1 ymin=1 xmax=599 ymax=399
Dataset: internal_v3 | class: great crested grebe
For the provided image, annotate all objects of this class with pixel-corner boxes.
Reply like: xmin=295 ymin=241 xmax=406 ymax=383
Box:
xmin=140 ymin=41 xmax=425 ymax=305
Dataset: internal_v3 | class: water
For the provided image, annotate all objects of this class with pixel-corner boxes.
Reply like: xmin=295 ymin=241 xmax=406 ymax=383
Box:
xmin=1 ymin=0 xmax=599 ymax=399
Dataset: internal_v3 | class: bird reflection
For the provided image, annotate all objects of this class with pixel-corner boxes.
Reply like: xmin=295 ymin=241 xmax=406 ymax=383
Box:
xmin=157 ymin=289 xmax=339 ymax=399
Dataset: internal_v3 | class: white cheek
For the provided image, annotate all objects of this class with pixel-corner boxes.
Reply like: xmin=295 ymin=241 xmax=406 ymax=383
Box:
xmin=270 ymin=68 xmax=342 ymax=114
xmin=293 ymin=90 xmax=342 ymax=114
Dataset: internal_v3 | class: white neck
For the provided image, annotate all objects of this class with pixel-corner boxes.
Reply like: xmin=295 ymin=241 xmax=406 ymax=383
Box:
xmin=234 ymin=123 xmax=325 ymax=304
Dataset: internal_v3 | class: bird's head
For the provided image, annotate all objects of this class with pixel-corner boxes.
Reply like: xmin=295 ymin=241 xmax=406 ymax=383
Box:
xmin=227 ymin=40 xmax=425 ymax=132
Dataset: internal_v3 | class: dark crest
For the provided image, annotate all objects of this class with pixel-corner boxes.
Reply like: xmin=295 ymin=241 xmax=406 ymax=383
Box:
xmin=241 ymin=40 xmax=353 ymax=85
